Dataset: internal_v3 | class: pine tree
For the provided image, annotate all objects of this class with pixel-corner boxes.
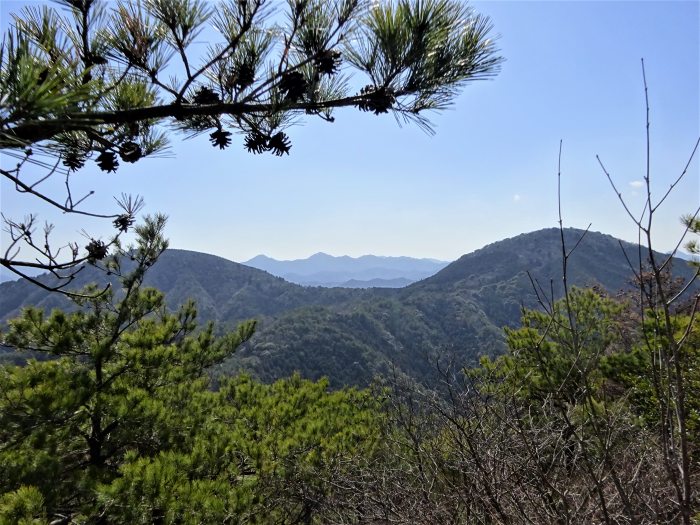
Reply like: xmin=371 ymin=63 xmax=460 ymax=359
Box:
xmin=0 ymin=216 xmax=253 ymax=520
xmin=0 ymin=216 xmax=382 ymax=523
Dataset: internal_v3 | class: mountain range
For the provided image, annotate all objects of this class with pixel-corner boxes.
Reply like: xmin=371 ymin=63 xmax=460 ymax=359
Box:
xmin=1 ymin=228 xmax=696 ymax=387
xmin=242 ymin=253 xmax=449 ymax=288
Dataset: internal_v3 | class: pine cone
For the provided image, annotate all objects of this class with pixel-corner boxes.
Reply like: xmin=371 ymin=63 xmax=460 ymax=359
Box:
xmin=85 ymin=239 xmax=108 ymax=263
xmin=267 ymin=132 xmax=291 ymax=156
xmin=315 ymin=50 xmax=341 ymax=76
xmin=119 ymin=141 xmax=142 ymax=163
xmin=193 ymin=86 xmax=221 ymax=105
xmin=96 ymin=150 xmax=119 ymax=173
xmin=113 ymin=214 xmax=135 ymax=233
xmin=62 ymin=149 xmax=86 ymax=172
xmin=357 ymin=85 xmax=396 ymax=115
xmin=244 ymin=132 xmax=269 ymax=154
xmin=279 ymin=71 xmax=307 ymax=102
xmin=210 ymin=129 xmax=232 ymax=150
xmin=228 ymin=62 xmax=255 ymax=91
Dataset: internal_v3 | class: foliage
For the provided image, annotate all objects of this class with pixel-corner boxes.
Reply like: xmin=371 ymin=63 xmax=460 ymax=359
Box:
xmin=95 ymin=375 xmax=380 ymax=524
xmin=0 ymin=220 xmax=381 ymax=524
xmin=495 ymin=287 xmax=625 ymax=405
xmin=1 ymin=0 xmax=501 ymax=152
xmin=602 ymin=311 xmax=700 ymax=454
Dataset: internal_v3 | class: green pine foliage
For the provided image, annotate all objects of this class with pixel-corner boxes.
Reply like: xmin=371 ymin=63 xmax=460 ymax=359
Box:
xmin=96 ymin=375 xmax=380 ymax=524
xmin=0 ymin=219 xmax=381 ymax=524
xmin=0 ymin=0 xmax=502 ymax=158
xmin=493 ymin=287 xmax=626 ymax=405
xmin=601 ymin=312 xmax=700 ymax=449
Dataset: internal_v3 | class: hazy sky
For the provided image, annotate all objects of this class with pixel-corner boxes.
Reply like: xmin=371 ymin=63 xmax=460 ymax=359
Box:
xmin=1 ymin=0 xmax=698 ymax=264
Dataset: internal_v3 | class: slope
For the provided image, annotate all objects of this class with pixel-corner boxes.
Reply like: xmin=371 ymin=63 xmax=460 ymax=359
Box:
xmin=0 ymin=249 xmax=363 ymax=327
xmin=229 ymin=228 xmax=697 ymax=386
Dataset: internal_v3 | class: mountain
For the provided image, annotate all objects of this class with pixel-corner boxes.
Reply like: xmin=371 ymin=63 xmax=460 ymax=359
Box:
xmin=327 ymin=277 xmax=414 ymax=288
xmin=227 ymin=228 xmax=698 ymax=386
xmin=242 ymin=252 xmax=449 ymax=287
xmin=0 ymin=265 xmax=42 ymax=283
xmin=0 ymin=250 xmax=365 ymax=327
xmin=672 ymin=250 xmax=696 ymax=262
xmin=2 ymin=229 xmax=696 ymax=388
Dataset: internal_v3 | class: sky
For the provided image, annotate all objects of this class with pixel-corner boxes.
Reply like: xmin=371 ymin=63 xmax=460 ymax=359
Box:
xmin=1 ymin=0 xmax=699 ymax=265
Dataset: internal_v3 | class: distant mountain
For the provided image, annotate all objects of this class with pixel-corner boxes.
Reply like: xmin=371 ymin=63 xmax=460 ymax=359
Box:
xmin=242 ymin=253 xmax=449 ymax=288
xmin=672 ymin=250 xmax=696 ymax=262
xmin=325 ymin=277 xmax=414 ymax=288
xmin=2 ymin=229 xmax=696 ymax=388
xmin=0 ymin=266 xmax=42 ymax=283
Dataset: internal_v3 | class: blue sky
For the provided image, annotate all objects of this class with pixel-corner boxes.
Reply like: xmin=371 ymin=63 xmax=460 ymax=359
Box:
xmin=1 ymin=0 xmax=698 ymax=263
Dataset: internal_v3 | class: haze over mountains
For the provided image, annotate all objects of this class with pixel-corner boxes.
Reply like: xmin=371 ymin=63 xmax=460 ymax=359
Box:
xmin=242 ymin=253 xmax=449 ymax=288
xmin=1 ymin=228 xmax=696 ymax=387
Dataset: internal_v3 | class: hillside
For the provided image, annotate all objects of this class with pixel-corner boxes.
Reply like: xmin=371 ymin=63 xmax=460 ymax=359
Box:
xmin=229 ymin=228 xmax=698 ymax=386
xmin=2 ymin=229 xmax=696 ymax=387
xmin=229 ymin=228 xmax=691 ymax=384
xmin=0 ymin=250 xmax=364 ymax=327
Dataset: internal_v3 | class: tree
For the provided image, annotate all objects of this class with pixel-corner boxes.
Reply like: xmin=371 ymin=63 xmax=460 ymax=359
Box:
xmin=0 ymin=215 xmax=248 ymax=519
xmin=0 ymin=216 xmax=382 ymax=523
xmin=595 ymin=61 xmax=700 ymax=524
xmin=0 ymin=0 xmax=502 ymax=291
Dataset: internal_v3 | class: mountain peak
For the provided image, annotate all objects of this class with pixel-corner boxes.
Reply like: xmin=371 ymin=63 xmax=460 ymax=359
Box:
xmin=242 ymin=252 xmax=450 ymax=287
xmin=243 ymin=254 xmax=276 ymax=264
xmin=308 ymin=252 xmax=335 ymax=260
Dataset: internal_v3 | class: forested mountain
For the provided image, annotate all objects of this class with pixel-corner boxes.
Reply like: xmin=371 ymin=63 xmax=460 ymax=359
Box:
xmin=228 ymin=228 xmax=698 ymax=386
xmin=242 ymin=252 xmax=449 ymax=287
xmin=0 ymin=250 xmax=366 ymax=328
xmin=1 ymin=228 xmax=695 ymax=387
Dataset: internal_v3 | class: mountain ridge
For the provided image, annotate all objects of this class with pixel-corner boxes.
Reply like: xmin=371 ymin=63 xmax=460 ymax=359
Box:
xmin=232 ymin=227 xmax=697 ymax=386
xmin=242 ymin=252 xmax=450 ymax=287
xmin=2 ymin=228 xmax=696 ymax=387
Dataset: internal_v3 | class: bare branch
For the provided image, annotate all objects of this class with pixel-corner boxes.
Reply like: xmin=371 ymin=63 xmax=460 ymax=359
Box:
xmin=1 ymin=168 xmax=116 ymax=219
